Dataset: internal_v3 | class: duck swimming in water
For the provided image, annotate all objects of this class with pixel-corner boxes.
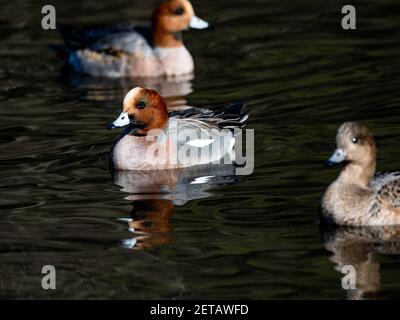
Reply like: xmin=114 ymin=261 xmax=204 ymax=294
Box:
xmin=54 ymin=0 xmax=210 ymax=78
xmin=322 ymin=122 xmax=400 ymax=226
xmin=107 ymin=87 xmax=248 ymax=171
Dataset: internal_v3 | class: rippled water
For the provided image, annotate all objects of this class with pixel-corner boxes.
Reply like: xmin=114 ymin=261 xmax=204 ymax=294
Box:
xmin=1 ymin=0 xmax=400 ymax=299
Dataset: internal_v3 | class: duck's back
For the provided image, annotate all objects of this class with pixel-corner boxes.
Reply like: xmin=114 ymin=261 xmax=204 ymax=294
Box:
xmin=371 ymin=172 xmax=400 ymax=207
xmin=57 ymin=24 xmax=163 ymax=77
xmin=90 ymin=30 xmax=154 ymax=56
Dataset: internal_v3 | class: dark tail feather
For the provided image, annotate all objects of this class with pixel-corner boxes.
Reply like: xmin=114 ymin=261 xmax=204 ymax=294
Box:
xmin=211 ymin=102 xmax=249 ymax=128
xmin=213 ymin=102 xmax=243 ymax=117
xmin=218 ymin=112 xmax=249 ymax=129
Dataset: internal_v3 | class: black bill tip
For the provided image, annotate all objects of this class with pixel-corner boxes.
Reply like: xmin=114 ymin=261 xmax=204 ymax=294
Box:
xmin=107 ymin=123 xmax=117 ymax=130
xmin=324 ymin=160 xmax=336 ymax=168
xmin=206 ymin=24 xmax=215 ymax=31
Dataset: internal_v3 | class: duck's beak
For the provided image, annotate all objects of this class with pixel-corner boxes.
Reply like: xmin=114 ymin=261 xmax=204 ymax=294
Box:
xmin=324 ymin=148 xmax=347 ymax=167
xmin=107 ymin=112 xmax=130 ymax=130
xmin=189 ymin=16 xmax=210 ymax=30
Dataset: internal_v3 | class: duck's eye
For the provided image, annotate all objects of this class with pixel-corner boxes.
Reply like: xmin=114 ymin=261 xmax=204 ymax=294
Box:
xmin=137 ymin=101 xmax=146 ymax=109
xmin=352 ymin=137 xmax=359 ymax=144
xmin=173 ymin=7 xmax=184 ymax=16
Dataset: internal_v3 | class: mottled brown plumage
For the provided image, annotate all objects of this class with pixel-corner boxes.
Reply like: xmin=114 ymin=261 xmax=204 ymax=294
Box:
xmin=322 ymin=122 xmax=400 ymax=226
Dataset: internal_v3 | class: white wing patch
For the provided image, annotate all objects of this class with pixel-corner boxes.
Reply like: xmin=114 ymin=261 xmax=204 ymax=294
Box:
xmin=186 ymin=139 xmax=215 ymax=148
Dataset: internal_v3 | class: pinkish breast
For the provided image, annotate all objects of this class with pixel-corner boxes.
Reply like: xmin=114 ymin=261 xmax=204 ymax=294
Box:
xmin=112 ymin=134 xmax=182 ymax=171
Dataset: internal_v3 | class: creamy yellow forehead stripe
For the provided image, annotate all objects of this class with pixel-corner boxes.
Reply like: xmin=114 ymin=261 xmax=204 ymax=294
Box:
xmin=123 ymin=87 xmax=143 ymax=107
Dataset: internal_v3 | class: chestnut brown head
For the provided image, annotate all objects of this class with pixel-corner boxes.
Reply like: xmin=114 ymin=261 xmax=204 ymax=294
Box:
xmin=152 ymin=0 xmax=209 ymax=47
xmin=108 ymin=87 xmax=168 ymax=135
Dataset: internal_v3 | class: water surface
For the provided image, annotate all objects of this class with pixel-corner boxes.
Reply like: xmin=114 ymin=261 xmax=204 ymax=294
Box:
xmin=1 ymin=0 xmax=400 ymax=299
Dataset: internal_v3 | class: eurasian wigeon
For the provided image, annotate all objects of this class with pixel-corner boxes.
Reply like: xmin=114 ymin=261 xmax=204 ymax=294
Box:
xmin=322 ymin=122 xmax=400 ymax=226
xmin=55 ymin=0 xmax=210 ymax=78
xmin=107 ymin=87 xmax=248 ymax=171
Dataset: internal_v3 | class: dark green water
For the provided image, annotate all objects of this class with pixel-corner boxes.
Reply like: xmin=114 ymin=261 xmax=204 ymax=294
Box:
xmin=1 ymin=0 xmax=400 ymax=299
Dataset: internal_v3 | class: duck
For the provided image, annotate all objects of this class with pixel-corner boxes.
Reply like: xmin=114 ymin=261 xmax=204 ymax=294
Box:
xmin=107 ymin=87 xmax=248 ymax=171
xmin=54 ymin=0 xmax=210 ymax=78
xmin=322 ymin=122 xmax=400 ymax=226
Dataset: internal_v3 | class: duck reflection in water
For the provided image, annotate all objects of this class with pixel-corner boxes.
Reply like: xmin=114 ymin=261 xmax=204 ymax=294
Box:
xmin=62 ymin=71 xmax=193 ymax=110
xmin=119 ymin=199 xmax=175 ymax=250
xmin=321 ymin=224 xmax=400 ymax=300
xmin=112 ymin=165 xmax=238 ymax=250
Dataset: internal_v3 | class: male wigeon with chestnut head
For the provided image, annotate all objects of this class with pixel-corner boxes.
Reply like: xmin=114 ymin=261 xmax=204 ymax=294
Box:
xmin=107 ymin=87 xmax=249 ymax=171
xmin=55 ymin=0 xmax=210 ymax=78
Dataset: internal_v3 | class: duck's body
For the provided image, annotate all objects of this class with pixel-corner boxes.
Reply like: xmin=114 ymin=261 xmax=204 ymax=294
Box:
xmin=322 ymin=122 xmax=400 ymax=226
xmin=64 ymin=27 xmax=195 ymax=78
xmin=323 ymin=171 xmax=400 ymax=226
xmin=55 ymin=0 xmax=209 ymax=78
xmin=108 ymin=88 xmax=248 ymax=171
xmin=112 ymin=116 xmax=236 ymax=170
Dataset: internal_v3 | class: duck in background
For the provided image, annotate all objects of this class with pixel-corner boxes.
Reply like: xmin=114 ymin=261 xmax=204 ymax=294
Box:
xmin=53 ymin=0 xmax=210 ymax=78
xmin=322 ymin=122 xmax=400 ymax=226
xmin=107 ymin=87 xmax=248 ymax=171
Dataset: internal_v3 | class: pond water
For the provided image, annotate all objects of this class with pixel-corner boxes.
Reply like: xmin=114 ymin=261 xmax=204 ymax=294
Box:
xmin=1 ymin=0 xmax=400 ymax=299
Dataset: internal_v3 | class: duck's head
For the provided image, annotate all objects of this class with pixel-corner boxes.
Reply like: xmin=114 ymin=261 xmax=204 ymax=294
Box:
xmin=325 ymin=122 xmax=377 ymax=168
xmin=108 ymin=87 xmax=168 ymax=136
xmin=152 ymin=0 xmax=210 ymax=47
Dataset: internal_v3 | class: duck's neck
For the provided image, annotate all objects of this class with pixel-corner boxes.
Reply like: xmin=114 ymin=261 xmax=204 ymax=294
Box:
xmin=131 ymin=112 xmax=169 ymax=137
xmin=152 ymin=27 xmax=184 ymax=48
xmin=337 ymin=160 xmax=376 ymax=189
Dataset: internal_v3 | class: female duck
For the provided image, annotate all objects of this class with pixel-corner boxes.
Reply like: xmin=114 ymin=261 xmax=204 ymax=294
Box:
xmin=107 ymin=87 xmax=248 ymax=170
xmin=322 ymin=122 xmax=400 ymax=226
xmin=56 ymin=0 xmax=209 ymax=78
